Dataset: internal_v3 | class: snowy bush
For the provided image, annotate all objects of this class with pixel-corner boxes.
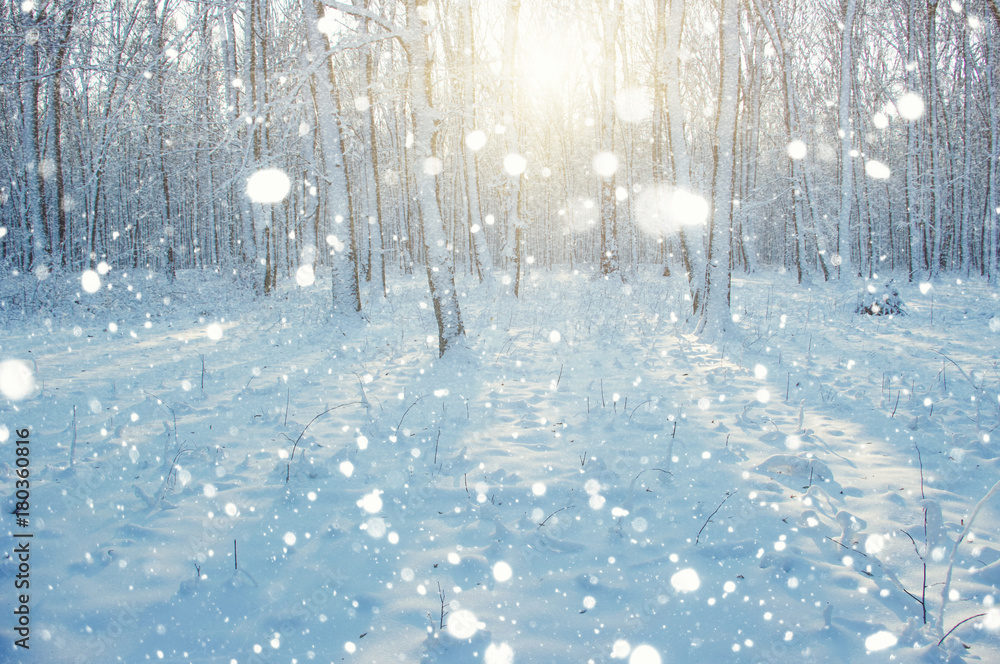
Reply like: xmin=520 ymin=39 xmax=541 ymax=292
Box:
xmin=856 ymin=281 xmax=905 ymax=316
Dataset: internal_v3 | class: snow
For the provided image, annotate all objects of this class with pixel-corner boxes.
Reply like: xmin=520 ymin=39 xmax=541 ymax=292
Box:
xmin=502 ymin=153 xmax=527 ymax=176
xmin=205 ymin=322 xmax=224 ymax=341
xmin=465 ymin=130 xmax=488 ymax=151
xmin=865 ymin=159 xmax=892 ymax=180
xmin=295 ymin=265 xmax=316 ymax=287
xmin=0 ymin=359 xmax=35 ymax=401
xmin=786 ymin=139 xmax=807 ymax=160
xmin=422 ymin=157 xmax=444 ymax=176
xmin=80 ymin=269 xmax=101 ymax=293
xmin=245 ymin=168 xmax=291 ymax=204
xmin=592 ymin=152 xmax=619 ymax=177
xmin=628 ymin=644 xmax=662 ymax=664
xmin=492 ymin=561 xmax=513 ymax=582
xmin=669 ymin=568 xmax=701 ymax=592
xmin=896 ymin=92 xmax=926 ymax=121
xmin=1 ymin=267 xmax=1000 ymax=662
xmin=865 ymin=630 xmax=898 ymax=651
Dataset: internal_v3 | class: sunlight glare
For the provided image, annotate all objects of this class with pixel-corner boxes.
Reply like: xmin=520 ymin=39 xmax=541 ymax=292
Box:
xmin=517 ymin=16 xmax=595 ymax=103
xmin=671 ymin=189 xmax=709 ymax=226
xmin=616 ymin=87 xmax=652 ymax=123
xmin=634 ymin=186 xmax=709 ymax=237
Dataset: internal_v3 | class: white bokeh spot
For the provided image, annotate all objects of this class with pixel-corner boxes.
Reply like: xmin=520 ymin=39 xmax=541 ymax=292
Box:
xmin=670 ymin=568 xmax=700 ymax=592
xmin=81 ymin=270 xmax=101 ymax=293
xmin=787 ymin=139 xmax=807 ymax=160
xmin=896 ymin=92 xmax=925 ymax=121
xmin=466 ymin=130 xmax=487 ymax=151
xmin=295 ymin=265 xmax=315 ymax=287
xmin=503 ymin=153 xmax=527 ymax=176
xmin=865 ymin=159 xmax=891 ymax=180
xmin=593 ymin=152 xmax=619 ymax=178
xmin=0 ymin=359 xmax=36 ymax=401
xmin=865 ymin=631 xmax=897 ymax=652
xmin=247 ymin=168 xmax=291 ymax=204
xmin=446 ymin=609 xmax=483 ymax=639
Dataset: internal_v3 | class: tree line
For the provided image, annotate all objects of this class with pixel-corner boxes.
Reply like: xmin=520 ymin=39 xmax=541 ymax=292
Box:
xmin=1 ymin=0 xmax=998 ymax=351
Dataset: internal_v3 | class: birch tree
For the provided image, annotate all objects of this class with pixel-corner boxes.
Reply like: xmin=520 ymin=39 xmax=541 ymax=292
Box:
xmin=598 ymin=0 xmax=622 ymax=276
xmin=500 ymin=0 xmax=526 ymax=294
xmin=17 ymin=5 xmax=49 ymax=271
xmin=402 ymin=0 xmax=465 ymax=354
xmin=661 ymin=0 xmax=705 ymax=301
xmin=698 ymin=0 xmax=740 ymax=334
xmin=837 ymin=0 xmax=858 ymax=278
xmin=305 ymin=0 xmax=360 ymax=313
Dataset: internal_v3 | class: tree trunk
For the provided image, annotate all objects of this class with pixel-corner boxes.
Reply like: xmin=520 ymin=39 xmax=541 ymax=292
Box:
xmin=500 ymin=0 xmax=524 ymax=290
xmin=926 ymin=1 xmax=945 ymax=275
xmin=405 ymin=0 xmax=465 ymax=355
xmin=986 ymin=30 xmax=1000 ymax=281
xmin=305 ymin=0 xmax=360 ymax=313
xmin=461 ymin=0 xmax=492 ymax=282
xmin=20 ymin=9 xmax=48 ymax=271
xmin=837 ymin=0 xmax=858 ymax=278
xmin=598 ymin=0 xmax=622 ymax=276
xmin=698 ymin=0 xmax=740 ymax=334
xmin=363 ymin=0 xmax=389 ymax=296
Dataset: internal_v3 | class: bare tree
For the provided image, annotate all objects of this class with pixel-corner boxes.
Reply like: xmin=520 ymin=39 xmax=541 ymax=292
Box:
xmin=402 ymin=0 xmax=465 ymax=354
xmin=837 ymin=0 xmax=858 ymax=278
xmin=598 ymin=0 xmax=622 ymax=276
xmin=698 ymin=0 xmax=740 ymax=334
xmin=305 ymin=0 xmax=361 ymax=312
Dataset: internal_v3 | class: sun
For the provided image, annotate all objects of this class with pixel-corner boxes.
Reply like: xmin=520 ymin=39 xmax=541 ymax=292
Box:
xmin=520 ymin=41 xmax=574 ymax=94
xmin=515 ymin=10 xmax=597 ymax=103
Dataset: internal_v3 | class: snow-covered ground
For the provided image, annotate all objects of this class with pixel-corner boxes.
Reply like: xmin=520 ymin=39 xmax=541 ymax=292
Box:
xmin=2 ymin=266 xmax=999 ymax=663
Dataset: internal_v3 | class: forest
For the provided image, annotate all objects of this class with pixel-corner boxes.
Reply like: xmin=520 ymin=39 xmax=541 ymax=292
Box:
xmin=2 ymin=0 xmax=999 ymax=347
xmin=4 ymin=2 xmax=1000 ymax=663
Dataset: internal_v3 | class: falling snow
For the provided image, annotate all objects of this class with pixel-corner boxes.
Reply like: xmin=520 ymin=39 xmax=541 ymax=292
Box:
xmin=246 ymin=168 xmax=291 ymax=204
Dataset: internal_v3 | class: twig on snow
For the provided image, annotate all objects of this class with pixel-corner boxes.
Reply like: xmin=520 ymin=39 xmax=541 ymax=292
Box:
xmin=696 ymin=490 xmax=737 ymax=545
xmin=539 ymin=506 xmax=573 ymax=528
xmin=286 ymin=402 xmax=363 ymax=483
xmin=937 ymin=613 xmax=987 ymax=647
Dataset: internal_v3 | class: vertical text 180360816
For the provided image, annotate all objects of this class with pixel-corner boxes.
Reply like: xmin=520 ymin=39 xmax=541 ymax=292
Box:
xmin=12 ymin=427 xmax=32 ymax=650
